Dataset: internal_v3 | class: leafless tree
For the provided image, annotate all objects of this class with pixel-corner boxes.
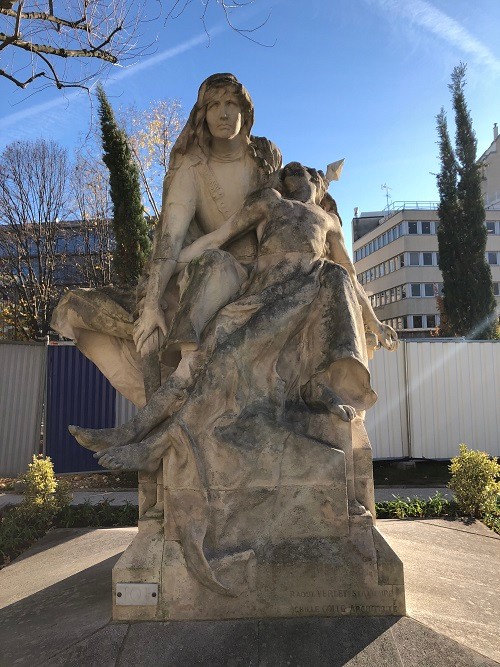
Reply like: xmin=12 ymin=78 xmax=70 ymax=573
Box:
xmin=0 ymin=138 xmax=69 ymax=339
xmin=0 ymin=0 xmax=272 ymax=92
xmin=71 ymin=147 xmax=114 ymax=287
xmin=0 ymin=0 xmax=146 ymax=90
xmin=167 ymin=0 xmax=273 ymax=47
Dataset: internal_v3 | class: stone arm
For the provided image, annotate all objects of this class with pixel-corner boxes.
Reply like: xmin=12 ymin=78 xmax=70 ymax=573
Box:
xmin=175 ymin=189 xmax=279 ymax=271
xmin=134 ymin=170 xmax=197 ymax=354
xmin=325 ymin=221 xmax=398 ymax=351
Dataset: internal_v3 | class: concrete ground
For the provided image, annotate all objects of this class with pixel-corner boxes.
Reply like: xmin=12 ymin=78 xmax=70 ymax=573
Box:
xmin=0 ymin=486 xmax=453 ymax=509
xmin=0 ymin=518 xmax=498 ymax=666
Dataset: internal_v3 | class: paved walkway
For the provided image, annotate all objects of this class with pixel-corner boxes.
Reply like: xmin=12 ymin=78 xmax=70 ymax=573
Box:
xmin=0 ymin=486 xmax=453 ymax=509
xmin=0 ymin=518 xmax=498 ymax=666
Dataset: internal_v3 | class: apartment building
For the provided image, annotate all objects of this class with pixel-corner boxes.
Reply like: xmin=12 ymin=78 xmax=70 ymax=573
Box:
xmin=352 ymin=124 xmax=500 ymax=337
xmin=352 ymin=206 xmax=500 ymax=337
xmin=479 ymin=123 xmax=500 ymax=208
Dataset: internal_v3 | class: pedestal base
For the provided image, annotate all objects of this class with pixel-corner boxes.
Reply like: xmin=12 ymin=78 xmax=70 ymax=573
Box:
xmin=113 ymin=514 xmax=405 ymax=621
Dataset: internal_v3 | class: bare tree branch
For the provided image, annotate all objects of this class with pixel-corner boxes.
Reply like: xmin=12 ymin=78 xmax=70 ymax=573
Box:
xmin=0 ymin=0 xmax=143 ymax=91
xmin=0 ymin=0 xmax=273 ymax=92
xmin=1 ymin=7 xmax=88 ymax=31
xmin=0 ymin=30 xmax=120 ymax=61
xmin=0 ymin=66 xmax=46 ymax=88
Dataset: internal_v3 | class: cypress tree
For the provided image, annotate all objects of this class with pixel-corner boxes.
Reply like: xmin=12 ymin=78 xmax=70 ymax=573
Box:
xmin=436 ymin=64 xmax=497 ymax=339
xmin=96 ymin=84 xmax=151 ymax=286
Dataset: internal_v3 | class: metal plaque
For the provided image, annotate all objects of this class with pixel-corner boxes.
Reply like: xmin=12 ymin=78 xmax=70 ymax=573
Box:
xmin=115 ymin=583 xmax=159 ymax=606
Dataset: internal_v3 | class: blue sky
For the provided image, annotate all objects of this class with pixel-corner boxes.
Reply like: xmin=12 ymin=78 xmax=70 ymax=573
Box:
xmin=1 ymin=0 xmax=500 ymax=253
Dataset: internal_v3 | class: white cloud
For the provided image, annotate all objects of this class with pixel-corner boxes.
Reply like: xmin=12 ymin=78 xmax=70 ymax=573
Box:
xmin=369 ymin=0 xmax=500 ymax=75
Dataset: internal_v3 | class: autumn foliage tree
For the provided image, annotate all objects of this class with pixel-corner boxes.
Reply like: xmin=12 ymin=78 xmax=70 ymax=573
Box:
xmin=121 ymin=99 xmax=184 ymax=219
xmin=97 ymin=84 xmax=150 ymax=286
xmin=436 ymin=64 xmax=497 ymax=339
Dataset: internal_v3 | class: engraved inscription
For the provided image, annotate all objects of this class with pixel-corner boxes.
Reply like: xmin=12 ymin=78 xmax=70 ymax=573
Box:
xmin=290 ymin=588 xmax=391 ymax=600
xmin=290 ymin=588 xmax=399 ymax=615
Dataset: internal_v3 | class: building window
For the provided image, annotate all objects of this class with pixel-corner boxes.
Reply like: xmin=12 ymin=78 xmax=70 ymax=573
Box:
xmin=488 ymin=252 xmax=498 ymax=265
xmin=494 ymin=283 xmax=499 ymax=296
xmin=408 ymin=221 xmax=418 ymax=234
xmin=409 ymin=252 xmax=420 ymax=266
xmin=421 ymin=221 xmax=431 ymax=234
xmin=410 ymin=284 xmax=421 ymax=297
xmin=427 ymin=315 xmax=436 ymax=328
xmin=424 ymin=283 xmax=434 ymax=297
xmin=412 ymin=315 xmax=423 ymax=328
xmin=486 ymin=222 xmax=495 ymax=234
xmin=422 ymin=252 xmax=433 ymax=266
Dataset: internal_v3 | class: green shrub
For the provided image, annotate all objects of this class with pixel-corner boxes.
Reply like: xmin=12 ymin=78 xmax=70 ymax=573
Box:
xmin=22 ymin=454 xmax=57 ymax=505
xmin=448 ymin=444 xmax=500 ymax=518
xmin=22 ymin=454 xmax=71 ymax=512
xmin=0 ymin=456 xmax=72 ymax=567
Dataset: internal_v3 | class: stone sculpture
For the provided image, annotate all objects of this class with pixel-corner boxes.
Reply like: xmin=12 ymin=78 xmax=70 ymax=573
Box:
xmin=52 ymin=73 xmax=282 ymax=407
xmin=53 ymin=75 xmax=405 ymax=620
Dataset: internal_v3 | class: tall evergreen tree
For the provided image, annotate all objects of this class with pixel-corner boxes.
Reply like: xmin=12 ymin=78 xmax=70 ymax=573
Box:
xmin=96 ymin=84 xmax=151 ymax=286
xmin=436 ymin=64 xmax=497 ymax=339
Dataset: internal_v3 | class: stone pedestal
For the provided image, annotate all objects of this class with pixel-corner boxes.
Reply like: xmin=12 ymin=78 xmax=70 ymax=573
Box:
xmin=113 ymin=416 xmax=405 ymax=621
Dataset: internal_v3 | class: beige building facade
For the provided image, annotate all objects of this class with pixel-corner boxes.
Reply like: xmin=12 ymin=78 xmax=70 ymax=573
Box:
xmin=352 ymin=206 xmax=500 ymax=336
xmin=480 ymin=123 xmax=500 ymax=208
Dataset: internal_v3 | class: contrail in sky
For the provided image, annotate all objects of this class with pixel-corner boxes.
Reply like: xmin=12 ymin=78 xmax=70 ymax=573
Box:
xmin=369 ymin=0 xmax=500 ymax=75
xmin=0 ymin=26 xmax=224 ymax=136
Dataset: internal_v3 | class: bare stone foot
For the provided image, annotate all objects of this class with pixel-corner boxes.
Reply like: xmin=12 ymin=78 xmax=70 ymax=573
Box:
xmin=69 ymin=424 xmax=133 ymax=452
xmin=94 ymin=442 xmax=159 ymax=473
xmin=329 ymin=403 xmax=357 ymax=422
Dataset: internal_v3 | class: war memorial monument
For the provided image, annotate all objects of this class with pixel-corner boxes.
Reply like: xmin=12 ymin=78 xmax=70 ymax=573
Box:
xmin=52 ymin=73 xmax=405 ymax=622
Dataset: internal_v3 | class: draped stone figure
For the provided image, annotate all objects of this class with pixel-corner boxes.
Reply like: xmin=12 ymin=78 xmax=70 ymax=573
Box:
xmin=64 ymin=153 xmax=404 ymax=620
xmin=51 ymin=73 xmax=282 ymax=408
xmin=52 ymin=73 xmax=282 ymax=517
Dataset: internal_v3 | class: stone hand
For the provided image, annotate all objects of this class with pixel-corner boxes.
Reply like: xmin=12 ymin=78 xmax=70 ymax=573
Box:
xmin=133 ymin=306 xmax=168 ymax=355
xmin=375 ymin=322 xmax=398 ymax=351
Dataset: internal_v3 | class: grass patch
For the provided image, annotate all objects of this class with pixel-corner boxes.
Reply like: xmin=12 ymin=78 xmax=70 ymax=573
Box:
xmin=54 ymin=500 xmax=138 ymax=529
xmin=1 ymin=500 xmax=138 ymax=568
xmin=375 ymin=492 xmax=500 ymax=535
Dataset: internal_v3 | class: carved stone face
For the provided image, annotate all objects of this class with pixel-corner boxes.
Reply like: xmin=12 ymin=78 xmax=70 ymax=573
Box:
xmin=205 ymin=88 xmax=244 ymax=140
xmin=281 ymin=162 xmax=318 ymax=203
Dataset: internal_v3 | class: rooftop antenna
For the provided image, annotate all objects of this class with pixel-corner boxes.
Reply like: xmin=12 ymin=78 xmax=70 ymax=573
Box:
xmin=381 ymin=183 xmax=392 ymax=211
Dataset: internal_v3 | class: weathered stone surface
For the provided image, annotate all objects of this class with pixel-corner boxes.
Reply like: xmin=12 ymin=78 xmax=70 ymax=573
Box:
xmin=54 ymin=74 xmax=402 ymax=624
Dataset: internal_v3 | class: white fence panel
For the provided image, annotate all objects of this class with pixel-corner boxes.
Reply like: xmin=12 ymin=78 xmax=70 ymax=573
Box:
xmin=0 ymin=342 xmax=46 ymax=476
xmin=406 ymin=340 xmax=500 ymax=458
xmin=366 ymin=345 xmax=408 ymax=459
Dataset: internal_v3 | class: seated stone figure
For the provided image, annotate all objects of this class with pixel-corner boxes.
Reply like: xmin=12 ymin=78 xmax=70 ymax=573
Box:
xmin=72 ymin=162 xmax=400 ymax=600
xmin=73 ymin=162 xmax=396 ymax=480
xmin=71 ymin=162 xmax=396 ymax=457
xmin=51 ymin=73 xmax=281 ymax=408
